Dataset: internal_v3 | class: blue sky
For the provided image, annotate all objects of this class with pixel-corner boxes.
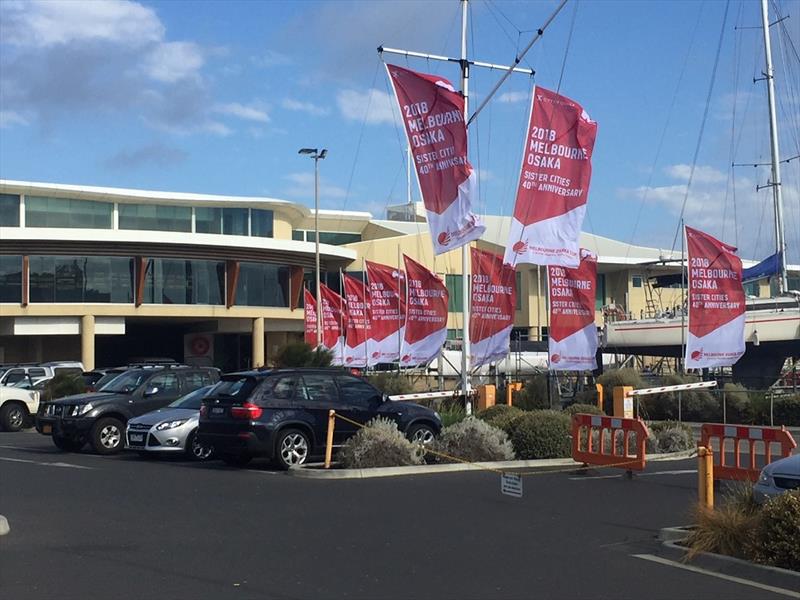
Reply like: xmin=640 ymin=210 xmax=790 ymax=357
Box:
xmin=1 ymin=0 xmax=798 ymax=262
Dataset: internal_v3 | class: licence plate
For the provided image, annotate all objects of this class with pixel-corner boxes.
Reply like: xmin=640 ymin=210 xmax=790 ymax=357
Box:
xmin=211 ymin=407 xmax=225 ymax=416
xmin=42 ymin=424 xmax=52 ymax=434
xmin=129 ymin=433 xmax=144 ymax=443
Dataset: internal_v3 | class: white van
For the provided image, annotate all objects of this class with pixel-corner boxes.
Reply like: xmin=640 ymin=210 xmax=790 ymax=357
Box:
xmin=0 ymin=362 xmax=84 ymax=386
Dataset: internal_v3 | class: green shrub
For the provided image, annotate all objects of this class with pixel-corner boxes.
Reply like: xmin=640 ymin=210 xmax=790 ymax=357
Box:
xmin=476 ymin=404 xmax=523 ymax=436
xmin=510 ymin=410 xmax=571 ymax=459
xmin=751 ymin=490 xmax=800 ymax=570
xmin=720 ymin=383 xmax=752 ymax=424
xmin=654 ymin=426 xmax=694 ymax=453
xmin=338 ymin=417 xmax=423 ymax=469
xmin=431 ymin=417 xmax=515 ymax=463
xmin=640 ymin=374 xmax=719 ymax=422
xmin=42 ymin=373 xmax=86 ymax=401
xmin=438 ymin=404 xmax=467 ymax=428
xmin=510 ymin=374 xmax=551 ymax=410
xmin=596 ymin=369 xmax=644 ymax=414
xmin=564 ymin=403 xmax=603 ymax=416
xmin=272 ymin=342 xmax=332 ymax=368
xmin=687 ymin=504 xmax=758 ymax=561
xmin=365 ymin=372 xmax=413 ymax=396
xmin=772 ymin=394 xmax=800 ymax=426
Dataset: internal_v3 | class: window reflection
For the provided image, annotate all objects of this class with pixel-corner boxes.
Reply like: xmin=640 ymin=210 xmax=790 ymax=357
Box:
xmin=0 ymin=255 xmax=21 ymax=302
xmin=29 ymin=256 xmax=133 ymax=303
xmin=119 ymin=204 xmax=191 ymax=232
xmin=0 ymin=195 xmax=20 ymax=227
xmin=235 ymin=262 xmax=289 ymax=307
xmin=26 ymin=196 xmax=112 ymax=229
xmin=143 ymin=259 xmax=224 ymax=305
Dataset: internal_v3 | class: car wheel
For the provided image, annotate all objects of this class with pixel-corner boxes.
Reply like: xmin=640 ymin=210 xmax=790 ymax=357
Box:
xmin=273 ymin=428 xmax=310 ymax=470
xmin=185 ymin=430 xmax=214 ymax=461
xmin=407 ymin=423 xmax=436 ymax=445
xmin=0 ymin=403 xmax=27 ymax=432
xmin=52 ymin=435 xmax=85 ymax=452
xmin=221 ymin=453 xmax=251 ymax=467
xmin=90 ymin=417 xmax=125 ymax=455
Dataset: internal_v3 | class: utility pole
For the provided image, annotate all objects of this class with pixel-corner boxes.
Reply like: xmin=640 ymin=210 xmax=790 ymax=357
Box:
xmin=299 ymin=147 xmax=328 ymax=346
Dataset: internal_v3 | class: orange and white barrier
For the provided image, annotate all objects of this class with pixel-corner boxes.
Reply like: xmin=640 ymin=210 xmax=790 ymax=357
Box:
xmin=571 ymin=413 xmax=650 ymax=472
xmin=700 ymin=423 xmax=796 ymax=482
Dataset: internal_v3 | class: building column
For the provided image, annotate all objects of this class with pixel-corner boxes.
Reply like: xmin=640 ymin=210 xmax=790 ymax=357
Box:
xmin=81 ymin=315 xmax=95 ymax=372
xmin=252 ymin=317 xmax=265 ymax=368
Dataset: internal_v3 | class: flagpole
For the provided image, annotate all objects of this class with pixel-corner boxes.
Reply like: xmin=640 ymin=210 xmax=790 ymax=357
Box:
xmin=339 ymin=267 xmax=345 ymax=366
xmin=362 ymin=257 xmax=369 ymax=370
xmin=398 ymin=244 xmax=403 ymax=374
xmin=680 ymin=220 xmax=686 ymax=375
xmin=459 ymin=0 xmax=472 ymax=413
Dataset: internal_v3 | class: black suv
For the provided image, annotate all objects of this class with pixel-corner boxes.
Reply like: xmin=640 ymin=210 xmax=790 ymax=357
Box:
xmin=36 ymin=366 xmax=219 ymax=454
xmin=198 ymin=368 xmax=442 ymax=469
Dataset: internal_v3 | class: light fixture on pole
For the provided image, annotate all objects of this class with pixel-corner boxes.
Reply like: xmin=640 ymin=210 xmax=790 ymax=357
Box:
xmin=298 ymin=147 xmax=328 ymax=347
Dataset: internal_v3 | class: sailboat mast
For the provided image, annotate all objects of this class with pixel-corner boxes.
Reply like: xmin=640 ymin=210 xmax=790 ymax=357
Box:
xmin=760 ymin=0 xmax=788 ymax=293
xmin=460 ymin=0 xmax=472 ymax=408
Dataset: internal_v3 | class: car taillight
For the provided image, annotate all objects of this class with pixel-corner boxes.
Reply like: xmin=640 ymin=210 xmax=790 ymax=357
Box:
xmin=199 ymin=405 xmax=208 ymax=417
xmin=230 ymin=402 xmax=263 ymax=420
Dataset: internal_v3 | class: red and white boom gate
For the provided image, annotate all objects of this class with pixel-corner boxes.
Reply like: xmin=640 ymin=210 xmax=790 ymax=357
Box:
xmin=613 ymin=381 xmax=718 ymax=419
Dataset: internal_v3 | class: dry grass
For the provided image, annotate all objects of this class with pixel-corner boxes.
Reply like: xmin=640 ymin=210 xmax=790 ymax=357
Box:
xmin=685 ymin=503 xmax=758 ymax=561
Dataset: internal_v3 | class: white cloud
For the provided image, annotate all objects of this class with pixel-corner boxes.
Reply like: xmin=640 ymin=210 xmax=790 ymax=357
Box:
xmin=0 ymin=0 xmax=163 ymax=48
xmin=497 ymin=91 xmax=530 ymax=104
xmin=664 ymin=164 xmax=726 ymax=184
xmin=143 ymin=41 xmax=204 ymax=83
xmin=283 ymin=172 xmax=348 ymax=200
xmin=282 ymin=98 xmax=329 ymax=117
xmin=213 ymin=102 xmax=270 ymax=123
xmin=0 ymin=110 xmax=29 ymax=128
xmin=336 ymin=88 xmax=400 ymax=126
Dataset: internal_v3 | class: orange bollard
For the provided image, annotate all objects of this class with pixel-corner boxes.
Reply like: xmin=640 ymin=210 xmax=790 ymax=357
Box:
xmin=697 ymin=446 xmax=714 ymax=509
xmin=324 ymin=409 xmax=335 ymax=469
xmin=595 ymin=383 xmax=603 ymax=412
xmin=506 ymin=382 xmax=522 ymax=406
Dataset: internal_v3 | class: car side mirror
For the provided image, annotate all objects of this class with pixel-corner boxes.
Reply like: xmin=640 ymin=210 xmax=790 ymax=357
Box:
xmin=144 ymin=386 xmax=160 ymax=397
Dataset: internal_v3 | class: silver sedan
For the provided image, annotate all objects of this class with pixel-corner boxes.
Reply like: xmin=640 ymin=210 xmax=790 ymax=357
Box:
xmin=126 ymin=386 xmax=215 ymax=460
xmin=754 ymin=453 xmax=800 ymax=503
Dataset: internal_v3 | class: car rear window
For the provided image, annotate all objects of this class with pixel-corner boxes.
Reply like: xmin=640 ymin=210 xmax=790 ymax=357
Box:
xmin=207 ymin=376 xmax=261 ymax=402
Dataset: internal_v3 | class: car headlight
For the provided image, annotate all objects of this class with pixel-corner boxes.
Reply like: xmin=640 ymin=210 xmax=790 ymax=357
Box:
xmin=73 ymin=403 xmax=93 ymax=416
xmin=758 ymin=470 xmax=771 ymax=485
xmin=156 ymin=419 xmax=188 ymax=431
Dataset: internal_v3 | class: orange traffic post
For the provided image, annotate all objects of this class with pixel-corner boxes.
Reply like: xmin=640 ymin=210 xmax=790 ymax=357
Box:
xmin=595 ymin=383 xmax=603 ymax=412
xmin=697 ymin=446 xmax=714 ymax=509
xmin=613 ymin=386 xmax=634 ymax=418
xmin=506 ymin=382 xmax=522 ymax=406
xmin=324 ymin=409 xmax=336 ymax=469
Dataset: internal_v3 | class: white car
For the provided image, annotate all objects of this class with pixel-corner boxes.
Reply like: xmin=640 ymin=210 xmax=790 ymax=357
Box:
xmin=0 ymin=385 xmax=39 ymax=432
xmin=754 ymin=454 xmax=800 ymax=503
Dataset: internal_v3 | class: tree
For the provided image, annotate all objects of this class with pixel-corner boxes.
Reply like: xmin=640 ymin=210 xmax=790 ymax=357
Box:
xmin=272 ymin=342 xmax=333 ymax=368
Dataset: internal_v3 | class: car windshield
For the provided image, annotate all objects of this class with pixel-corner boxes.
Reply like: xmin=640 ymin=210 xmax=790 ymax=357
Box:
xmin=93 ymin=371 xmax=124 ymax=389
xmin=12 ymin=378 xmax=34 ymax=389
xmin=99 ymin=370 xmax=151 ymax=393
xmin=167 ymin=385 xmax=214 ymax=410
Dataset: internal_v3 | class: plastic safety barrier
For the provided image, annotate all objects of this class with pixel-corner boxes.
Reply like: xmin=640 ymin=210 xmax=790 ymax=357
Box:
xmin=699 ymin=423 xmax=797 ymax=482
xmin=571 ymin=414 xmax=650 ymax=472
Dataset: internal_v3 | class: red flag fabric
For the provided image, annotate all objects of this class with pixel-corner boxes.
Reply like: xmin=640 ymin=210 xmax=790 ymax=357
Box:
xmin=386 ymin=63 xmax=485 ymax=254
xmin=303 ymin=288 xmax=317 ymax=347
xmin=401 ymin=255 xmax=448 ymax=366
xmin=505 ymin=86 xmax=598 ymax=268
xmin=365 ymin=260 xmax=405 ymax=364
xmin=685 ymin=226 xmax=745 ymax=368
xmin=343 ymin=274 xmax=371 ymax=368
xmin=548 ymin=249 xmax=598 ymax=371
xmin=319 ymin=283 xmax=346 ymax=366
xmin=469 ymin=248 xmax=516 ymax=367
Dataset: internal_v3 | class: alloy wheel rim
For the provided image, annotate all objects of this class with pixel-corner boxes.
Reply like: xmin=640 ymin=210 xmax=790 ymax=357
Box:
xmin=100 ymin=425 xmax=120 ymax=448
xmin=280 ymin=433 xmax=308 ymax=465
xmin=412 ymin=428 xmax=435 ymax=445
xmin=8 ymin=408 xmax=23 ymax=429
xmin=191 ymin=436 xmax=212 ymax=459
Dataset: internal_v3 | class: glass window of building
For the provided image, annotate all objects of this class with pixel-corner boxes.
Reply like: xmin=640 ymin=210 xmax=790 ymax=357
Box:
xmin=222 ymin=208 xmax=248 ymax=235
xmin=29 ymin=256 xmax=55 ymax=302
xmin=632 ymin=275 xmax=643 ymax=288
xmin=119 ymin=204 xmax=191 ymax=232
xmin=0 ymin=255 xmax=22 ymax=302
xmin=251 ymin=209 xmax=274 ymax=238
xmin=29 ymin=256 xmax=133 ymax=303
xmin=235 ymin=262 xmax=289 ymax=307
xmin=195 ymin=207 xmax=222 ymax=234
xmin=445 ymin=274 xmax=463 ymax=312
xmin=292 ymin=230 xmax=305 ymax=241
xmin=744 ymin=281 xmax=761 ymax=297
xmin=0 ymin=194 xmax=20 ymax=227
xmin=318 ymin=232 xmax=361 ymax=245
xmin=595 ymin=273 xmax=606 ymax=310
xmin=143 ymin=259 xmax=224 ymax=305
xmin=26 ymin=196 xmax=112 ymax=229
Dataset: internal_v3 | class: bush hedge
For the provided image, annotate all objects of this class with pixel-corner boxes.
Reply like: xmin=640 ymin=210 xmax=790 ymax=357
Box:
xmin=42 ymin=373 xmax=86 ymax=401
xmin=432 ymin=417 xmax=515 ymax=463
xmin=564 ymin=403 xmax=603 ymax=416
xmin=512 ymin=373 xmax=550 ymax=410
xmin=476 ymin=404 xmax=522 ymax=427
xmin=338 ymin=418 xmax=423 ymax=469
xmin=596 ymin=369 xmax=644 ymax=414
xmin=366 ymin=372 xmax=413 ymax=396
xmin=772 ymin=394 xmax=800 ymax=426
xmin=640 ymin=374 xmax=719 ymax=422
xmin=752 ymin=490 xmax=800 ymax=570
xmin=510 ymin=410 xmax=571 ymax=459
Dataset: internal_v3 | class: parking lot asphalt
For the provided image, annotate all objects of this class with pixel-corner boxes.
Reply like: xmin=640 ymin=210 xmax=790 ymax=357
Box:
xmin=1 ymin=430 xmax=795 ymax=600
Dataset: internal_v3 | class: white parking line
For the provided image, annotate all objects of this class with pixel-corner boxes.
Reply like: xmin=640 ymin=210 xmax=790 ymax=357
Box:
xmin=0 ymin=456 xmax=94 ymax=470
xmin=569 ymin=469 xmax=697 ymax=481
xmin=632 ymin=554 xmax=800 ymax=599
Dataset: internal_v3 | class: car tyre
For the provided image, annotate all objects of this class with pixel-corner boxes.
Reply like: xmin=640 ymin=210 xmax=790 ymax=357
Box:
xmin=0 ymin=403 xmax=27 ymax=432
xmin=221 ymin=453 xmax=251 ymax=467
xmin=52 ymin=435 xmax=85 ymax=452
xmin=90 ymin=417 xmax=125 ymax=455
xmin=273 ymin=428 xmax=311 ymax=470
xmin=406 ymin=423 xmax=437 ymax=446
xmin=185 ymin=430 xmax=214 ymax=461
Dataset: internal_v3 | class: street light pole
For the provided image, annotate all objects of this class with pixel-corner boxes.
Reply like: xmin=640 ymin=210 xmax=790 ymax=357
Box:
xmin=299 ymin=147 xmax=328 ymax=348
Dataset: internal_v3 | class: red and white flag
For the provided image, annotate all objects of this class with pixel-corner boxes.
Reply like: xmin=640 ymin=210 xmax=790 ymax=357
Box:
xmin=470 ymin=248 xmax=516 ymax=367
xmin=548 ymin=249 xmax=598 ymax=371
xmin=366 ymin=260 xmax=405 ymax=364
xmin=685 ymin=226 xmax=745 ymax=369
xmin=401 ymin=255 xmax=448 ymax=366
xmin=343 ymin=274 xmax=371 ymax=368
xmin=320 ymin=283 xmax=347 ymax=366
xmin=505 ymin=86 xmax=598 ymax=268
xmin=386 ymin=64 xmax=485 ymax=254
xmin=303 ymin=288 xmax=317 ymax=347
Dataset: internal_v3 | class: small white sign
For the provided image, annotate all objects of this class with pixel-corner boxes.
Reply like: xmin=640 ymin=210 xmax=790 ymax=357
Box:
xmin=501 ymin=473 xmax=523 ymax=498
